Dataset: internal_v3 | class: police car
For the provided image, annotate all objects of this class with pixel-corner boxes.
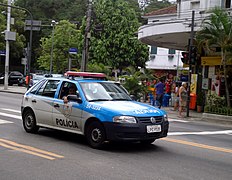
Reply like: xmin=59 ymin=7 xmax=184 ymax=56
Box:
xmin=21 ymin=77 xmax=169 ymax=149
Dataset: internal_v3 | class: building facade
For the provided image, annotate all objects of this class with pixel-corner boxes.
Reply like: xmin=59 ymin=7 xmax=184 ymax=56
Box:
xmin=139 ymin=0 xmax=232 ymax=104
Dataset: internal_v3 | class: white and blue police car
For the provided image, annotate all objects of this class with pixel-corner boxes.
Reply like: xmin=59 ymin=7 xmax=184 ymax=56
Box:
xmin=21 ymin=77 xmax=169 ymax=148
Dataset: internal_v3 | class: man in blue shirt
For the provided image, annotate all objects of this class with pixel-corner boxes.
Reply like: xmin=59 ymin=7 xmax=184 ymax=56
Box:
xmin=155 ymin=79 xmax=165 ymax=109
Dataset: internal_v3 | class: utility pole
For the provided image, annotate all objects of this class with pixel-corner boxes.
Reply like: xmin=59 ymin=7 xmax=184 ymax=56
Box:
xmin=81 ymin=0 xmax=92 ymax=72
xmin=187 ymin=10 xmax=195 ymax=117
xmin=0 ymin=2 xmax=33 ymax=90
xmin=49 ymin=20 xmax=56 ymax=75
xmin=4 ymin=0 xmax=11 ymax=90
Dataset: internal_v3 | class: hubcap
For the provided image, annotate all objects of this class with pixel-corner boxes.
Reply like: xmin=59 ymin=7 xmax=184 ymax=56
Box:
xmin=26 ymin=114 xmax=33 ymax=128
xmin=91 ymin=128 xmax=102 ymax=142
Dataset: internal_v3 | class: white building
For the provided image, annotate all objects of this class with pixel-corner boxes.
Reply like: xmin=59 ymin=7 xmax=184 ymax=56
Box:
xmin=139 ymin=0 xmax=232 ymax=96
xmin=139 ymin=0 xmax=232 ymax=50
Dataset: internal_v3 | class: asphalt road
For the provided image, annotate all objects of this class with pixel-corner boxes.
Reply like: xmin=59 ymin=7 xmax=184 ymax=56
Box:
xmin=0 ymin=92 xmax=232 ymax=180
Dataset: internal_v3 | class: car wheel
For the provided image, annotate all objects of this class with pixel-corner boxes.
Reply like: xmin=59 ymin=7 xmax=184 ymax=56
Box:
xmin=86 ymin=121 xmax=106 ymax=149
xmin=140 ymin=139 xmax=155 ymax=145
xmin=23 ymin=109 xmax=39 ymax=133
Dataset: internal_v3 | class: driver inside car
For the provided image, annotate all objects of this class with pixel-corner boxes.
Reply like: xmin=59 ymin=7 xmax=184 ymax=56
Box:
xmin=63 ymin=84 xmax=77 ymax=104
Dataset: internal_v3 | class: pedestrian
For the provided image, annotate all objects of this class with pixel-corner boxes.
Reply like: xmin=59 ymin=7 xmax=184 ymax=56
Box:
xmin=165 ymin=79 xmax=172 ymax=95
xmin=178 ymin=82 xmax=188 ymax=117
xmin=155 ymin=79 xmax=165 ymax=109
xmin=173 ymin=83 xmax=180 ymax=111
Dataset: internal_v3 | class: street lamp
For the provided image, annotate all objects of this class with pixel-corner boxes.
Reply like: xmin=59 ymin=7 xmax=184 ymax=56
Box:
xmin=49 ymin=20 xmax=56 ymax=75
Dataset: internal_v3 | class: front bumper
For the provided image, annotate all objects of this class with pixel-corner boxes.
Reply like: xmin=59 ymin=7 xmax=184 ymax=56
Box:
xmin=103 ymin=121 xmax=169 ymax=142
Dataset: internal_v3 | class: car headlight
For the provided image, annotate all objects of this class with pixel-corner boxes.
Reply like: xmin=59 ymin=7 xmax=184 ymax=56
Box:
xmin=163 ymin=114 xmax=168 ymax=121
xmin=113 ymin=116 xmax=137 ymax=124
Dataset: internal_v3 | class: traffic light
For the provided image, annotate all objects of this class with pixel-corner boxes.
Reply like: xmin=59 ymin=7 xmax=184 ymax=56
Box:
xmin=181 ymin=52 xmax=189 ymax=64
xmin=190 ymin=46 xmax=197 ymax=64
xmin=23 ymin=48 xmax=28 ymax=57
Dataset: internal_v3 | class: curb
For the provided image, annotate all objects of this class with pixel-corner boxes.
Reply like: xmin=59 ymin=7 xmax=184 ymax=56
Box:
xmin=0 ymin=90 xmax=25 ymax=95
xmin=201 ymin=113 xmax=232 ymax=125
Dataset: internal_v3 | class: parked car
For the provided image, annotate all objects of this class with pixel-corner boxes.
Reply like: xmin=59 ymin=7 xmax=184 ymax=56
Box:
xmin=21 ymin=77 xmax=169 ymax=149
xmin=0 ymin=71 xmax=24 ymax=86
xmin=28 ymin=74 xmax=45 ymax=88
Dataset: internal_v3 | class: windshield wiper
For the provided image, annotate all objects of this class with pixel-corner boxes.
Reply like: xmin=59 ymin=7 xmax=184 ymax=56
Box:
xmin=112 ymin=98 xmax=131 ymax=101
xmin=89 ymin=99 xmax=112 ymax=102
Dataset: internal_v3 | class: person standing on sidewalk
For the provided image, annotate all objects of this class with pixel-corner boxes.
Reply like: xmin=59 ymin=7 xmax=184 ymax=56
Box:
xmin=178 ymin=82 xmax=187 ymax=117
xmin=155 ymin=79 xmax=165 ymax=109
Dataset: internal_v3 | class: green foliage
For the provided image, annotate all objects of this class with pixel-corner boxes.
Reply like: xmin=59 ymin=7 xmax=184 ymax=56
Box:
xmin=196 ymin=7 xmax=232 ymax=107
xmin=37 ymin=20 xmax=82 ymax=73
xmin=143 ymin=0 xmax=172 ymax=14
xmin=15 ymin=0 xmax=87 ymax=23
xmin=89 ymin=0 xmax=149 ymax=70
xmin=87 ymin=62 xmax=112 ymax=77
xmin=204 ymin=93 xmax=232 ymax=115
xmin=0 ymin=1 xmax=26 ymax=60
xmin=121 ymin=66 xmax=149 ymax=100
xmin=206 ymin=93 xmax=226 ymax=108
xmin=204 ymin=105 xmax=232 ymax=116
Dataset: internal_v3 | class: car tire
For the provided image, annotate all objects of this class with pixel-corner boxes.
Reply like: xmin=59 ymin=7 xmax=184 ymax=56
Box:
xmin=86 ymin=121 xmax=106 ymax=149
xmin=23 ymin=109 xmax=39 ymax=133
xmin=140 ymin=139 xmax=155 ymax=145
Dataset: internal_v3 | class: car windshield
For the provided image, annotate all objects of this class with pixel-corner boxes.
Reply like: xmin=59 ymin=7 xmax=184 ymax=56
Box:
xmin=80 ymin=82 xmax=131 ymax=102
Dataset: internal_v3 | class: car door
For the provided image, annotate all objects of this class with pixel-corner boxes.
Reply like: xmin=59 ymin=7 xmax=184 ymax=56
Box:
xmin=31 ymin=79 xmax=61 ymax=127
xmin=52 ymin=81 xmax=84 ymax=134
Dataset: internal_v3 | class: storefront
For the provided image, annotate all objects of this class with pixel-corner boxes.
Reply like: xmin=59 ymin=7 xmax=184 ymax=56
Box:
xmin=201 ymin=57 xmax=232 ymax=97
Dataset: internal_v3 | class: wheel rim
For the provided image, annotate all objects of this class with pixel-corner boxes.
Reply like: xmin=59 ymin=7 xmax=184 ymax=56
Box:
xmin=91 ymin=128 xmax=102 ymax=142
xmin=25 ymin=114 xmax=34 ymax=129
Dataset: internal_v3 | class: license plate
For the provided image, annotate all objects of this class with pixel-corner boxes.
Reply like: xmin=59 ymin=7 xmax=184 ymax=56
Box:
xmin=146 ymin=125 xmax=161 ymax=133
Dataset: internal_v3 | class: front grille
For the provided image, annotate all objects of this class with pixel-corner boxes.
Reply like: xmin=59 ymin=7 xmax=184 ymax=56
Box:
xmin=137 ymin=116 xmax=163 ymax=124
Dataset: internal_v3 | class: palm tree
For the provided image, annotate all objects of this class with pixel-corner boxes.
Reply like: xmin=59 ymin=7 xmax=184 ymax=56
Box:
xmin=196 ymin=7 xmax=232 ymax=107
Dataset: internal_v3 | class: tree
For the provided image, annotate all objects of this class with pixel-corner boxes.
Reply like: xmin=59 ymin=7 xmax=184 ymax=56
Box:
xmin=142 ymin=0 xmax=172 ymax=14
xmin=37 ymin=20 xmax=82 ymax=73
xmin=196 ymin=7 xmax=232 ymax=107
xmin=15 ymin=0 xmax=87 ymax=69
xmin=89 ymin=0 xmax=148 ymax=72
xmin=121 ymin=66 xmax=148 ymax=101
xmin=15 ymin=0 xmax=87 ymax=23
xmin=0 ymin=0 xmax=26 ymax=70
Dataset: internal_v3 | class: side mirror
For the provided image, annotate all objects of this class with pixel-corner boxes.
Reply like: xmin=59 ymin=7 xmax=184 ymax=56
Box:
xmin=67 ymin=95 xmax=82 ymax=104
xmin=130 ymin=95 xmax=136 ymax=101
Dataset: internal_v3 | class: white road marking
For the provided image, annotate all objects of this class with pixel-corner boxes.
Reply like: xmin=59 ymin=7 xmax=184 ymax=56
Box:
xmin=168 ymin=118 xmax=188 ymax=122
xmin=0 ymin=108 xmax=21 ymax=114
xmin=0 ymin=112 xmax=21 ymax=120
xmin=0 ymin=119 xmax=14 ymax=124
xmin=168 ymin=130 xmax=232 ymax=136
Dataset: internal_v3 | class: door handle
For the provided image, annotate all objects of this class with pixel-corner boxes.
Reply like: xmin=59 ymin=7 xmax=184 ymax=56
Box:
xmin=32 ymin=99 xmax=36 ymax=103
xmin=54 ymin=104 xmax=60 ymax=108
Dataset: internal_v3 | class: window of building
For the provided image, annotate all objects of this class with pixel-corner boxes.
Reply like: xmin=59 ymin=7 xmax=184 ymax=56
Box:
xmin=191 ymin=1 xmax=200 ymax=10
xmin=225 ymin=0 xmax=231 ymax=8
xmin=168 ymin=49 xmax=176 ymax=54
xmin=150 ymin=46 xmax=157 ymax=54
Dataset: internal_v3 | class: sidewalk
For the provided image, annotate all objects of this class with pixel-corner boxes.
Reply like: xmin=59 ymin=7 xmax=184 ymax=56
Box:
xmin=0 ymin=85 xmax=231 ymax=125
xmin=0 ymin=85 xmax=27 ymax=94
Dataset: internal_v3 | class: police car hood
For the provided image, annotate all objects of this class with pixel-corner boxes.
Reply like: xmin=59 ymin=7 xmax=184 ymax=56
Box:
xmin=89 ymin=101 xmax=165 ymax=117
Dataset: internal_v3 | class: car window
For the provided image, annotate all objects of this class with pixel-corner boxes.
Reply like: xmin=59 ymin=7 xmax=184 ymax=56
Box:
xmin=30 ymin=79 xmax=46 ymax=94
xmin=36 ymin=80 xmax=60 ymax=98
xmin=59 ymin=81 xmax=79 ymax=99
